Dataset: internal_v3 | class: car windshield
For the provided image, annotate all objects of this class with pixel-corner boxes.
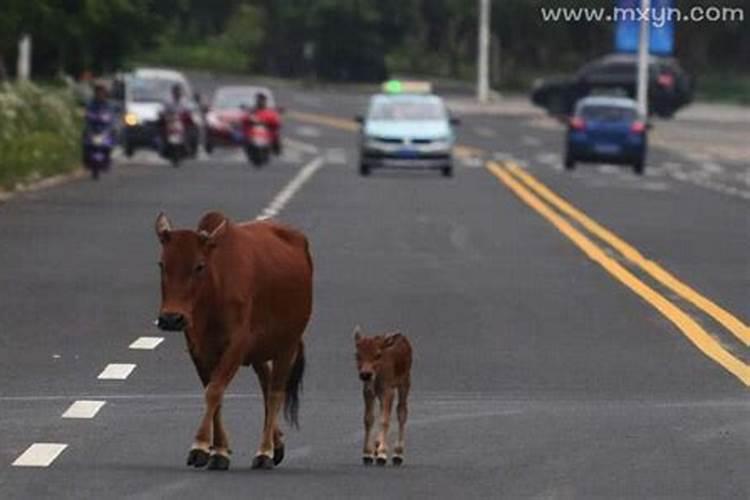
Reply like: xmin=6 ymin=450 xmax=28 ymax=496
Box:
xmin=369 ymin=99 xmax=446 ymax=121
xmin=129 ymin=78 xmax=181 ymax=103
xmin=580 ymin=105 xmax=636 ymax=122
xmin=213 ymin=91 xmax=272 ymax=109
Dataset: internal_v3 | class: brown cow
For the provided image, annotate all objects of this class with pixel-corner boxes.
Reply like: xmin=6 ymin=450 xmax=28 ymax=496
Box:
xmin=354 ymin=326 xmax=412 ymax=466
xmin=155 ymin=211 xmax=312 ymax=471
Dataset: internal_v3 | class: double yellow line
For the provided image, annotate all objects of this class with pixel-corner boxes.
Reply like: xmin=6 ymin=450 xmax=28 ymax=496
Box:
xmin=286 ymin=108 xmax=749 ymax=385
xmin=489 ymin=162 xmax=749 ymax=386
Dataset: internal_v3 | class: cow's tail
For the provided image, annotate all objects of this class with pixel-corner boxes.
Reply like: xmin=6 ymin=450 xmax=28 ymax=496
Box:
xmin=284 ymin=341 xmax=305 ymax=429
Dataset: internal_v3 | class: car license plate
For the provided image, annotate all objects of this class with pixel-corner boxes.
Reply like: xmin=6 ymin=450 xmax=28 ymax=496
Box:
xmin=594 ymin=144 xmax=620 ymax=155
xmin=398 ymin=149 xmax=418 ymax=158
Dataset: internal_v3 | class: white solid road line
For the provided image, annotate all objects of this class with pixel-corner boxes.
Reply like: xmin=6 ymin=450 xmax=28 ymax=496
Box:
xmin=257 ymin=157 xmax=324 ymax=221
xmin=62 ymin=400 xmax=106 ymax=419
xmin=12 ymin=443 xmax=68 ymax=467
xmin=129 ymin=336 xmax=164 ymax=350
xmin=97 ymin=363 xmax=136 ymax=380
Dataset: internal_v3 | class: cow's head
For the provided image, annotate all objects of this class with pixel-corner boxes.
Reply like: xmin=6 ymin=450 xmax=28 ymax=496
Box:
xmin=353 ymin=326 xmax=399 ymax=382
xmin=154 ymin=212 xmax=226 ymax=331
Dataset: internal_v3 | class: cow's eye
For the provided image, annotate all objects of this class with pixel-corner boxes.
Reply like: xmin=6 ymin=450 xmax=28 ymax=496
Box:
xmin=194 ymin=262 xmax=206 ymax=274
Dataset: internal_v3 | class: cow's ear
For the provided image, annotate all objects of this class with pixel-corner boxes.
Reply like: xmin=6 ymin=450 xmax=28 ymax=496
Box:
xmin=353 ymin=325 xmax=362 ymax=342
xmin=199 ymin=219 xmax=227 ymax=248
xmin=155 ymin=212 xmax=172 ymax=244
xmin=383 ymin=331 xmax=401 ymax=348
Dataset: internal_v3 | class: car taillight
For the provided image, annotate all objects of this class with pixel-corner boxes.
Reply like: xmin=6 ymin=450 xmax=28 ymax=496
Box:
xmin=570 ymin=117 xmax=586 ymax=131
xmin=631 ymin=121 xmax=647 ymax=134
xmin=657 ymin=73 xmax=675 ymax=89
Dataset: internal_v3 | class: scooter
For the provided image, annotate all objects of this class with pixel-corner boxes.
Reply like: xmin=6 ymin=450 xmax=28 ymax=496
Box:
xmin=243 ymin=117 xmax=272 ymax=168
xmin=83 ymin=110 xmax=115 ymax=180
xmin=161 ymin=112 xmax=189 ymax=168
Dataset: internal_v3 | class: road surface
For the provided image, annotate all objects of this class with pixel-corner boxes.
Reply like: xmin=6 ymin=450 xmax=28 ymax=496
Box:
xmin=0 ymin=77 xmax=747 ymax=499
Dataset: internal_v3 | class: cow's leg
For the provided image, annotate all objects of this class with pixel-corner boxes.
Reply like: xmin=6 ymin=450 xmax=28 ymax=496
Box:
xmin=393 ymin=382 xmax=409 ymax=466
xmin=362 ymin=386 xmax=376 ymax=465
xmin=206 ymin=405 xmax=231 ymax=470
xmin=375 ymin=387 xmax=395 ymax=466
xmin=253 ymin=361 xmax=285 ymax=465
xmin=186 ymin=355 xmax=214 ymax=468
xmin=191 ymin=344 xmax=244 ymax=470
xmin=251 ymin=350 xmax=294 ymax=470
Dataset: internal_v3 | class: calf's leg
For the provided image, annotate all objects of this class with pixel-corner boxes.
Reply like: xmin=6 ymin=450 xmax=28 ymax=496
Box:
xmin=362 ymin=386 xmax=376 ymax=465
xmin=375 ymin=387 xmax=395 ymax=466
xmin=393 ymin=382 xmax=409 ymax=466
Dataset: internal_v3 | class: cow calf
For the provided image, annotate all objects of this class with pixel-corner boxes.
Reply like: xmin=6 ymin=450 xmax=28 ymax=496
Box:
xmin=354 ymin=326 xmax=412 ymax=466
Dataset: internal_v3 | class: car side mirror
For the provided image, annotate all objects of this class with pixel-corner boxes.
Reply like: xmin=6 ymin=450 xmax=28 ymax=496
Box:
xmin=450 ymin=117 xmax=461 ymax=126
xmin=355 ymin=115 xmax=365 ymax=124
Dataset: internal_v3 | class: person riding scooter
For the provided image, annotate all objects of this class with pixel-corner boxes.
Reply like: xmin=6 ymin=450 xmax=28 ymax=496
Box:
xmin=83 ymin=81 xmax=116 ymax=180
xmin=158 ymin=84 xmax=196 ymax=157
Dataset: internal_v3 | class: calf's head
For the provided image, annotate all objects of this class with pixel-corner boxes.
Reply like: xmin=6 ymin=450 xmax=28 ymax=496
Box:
xmin=353 ymin=326 xmax=400 ymax=382
xmin=154 ymin=212 xmax=226 ymax=331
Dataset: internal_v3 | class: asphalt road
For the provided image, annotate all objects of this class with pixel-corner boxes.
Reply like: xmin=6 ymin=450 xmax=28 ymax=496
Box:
xmin=0 ymin=77 xmax=748 ymax=499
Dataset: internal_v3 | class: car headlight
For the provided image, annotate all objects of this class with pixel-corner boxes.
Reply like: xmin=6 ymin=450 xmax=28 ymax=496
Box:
xmin=124 ymin=113 xmax=138 ymax=126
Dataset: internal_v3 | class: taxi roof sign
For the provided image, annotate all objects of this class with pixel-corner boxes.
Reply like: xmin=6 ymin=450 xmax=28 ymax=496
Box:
xmin=382 ymin=80 xmax=432 ymax=94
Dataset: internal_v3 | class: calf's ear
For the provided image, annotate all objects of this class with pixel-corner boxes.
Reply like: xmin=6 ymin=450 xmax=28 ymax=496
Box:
xmin=353 ymin=325 xmax=362 ymax=342
xmin=155 ymin=212 xmax=172 ymax=243
xmin=383 ymin=331 xmax=402 ymax=348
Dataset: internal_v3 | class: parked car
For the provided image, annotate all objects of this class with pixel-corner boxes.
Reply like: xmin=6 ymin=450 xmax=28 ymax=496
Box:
xmin=565 ymin=96 xmax=648 ymax=175
xmin=204 ymin=86 xmax=276 ymax=153
xmin=531 ymin=53 xmax=693 ymax=119
xmin=357 ymin=82 xmax=458 ymax=177
xmin=119 ymin=68 xmax=203 ymax=157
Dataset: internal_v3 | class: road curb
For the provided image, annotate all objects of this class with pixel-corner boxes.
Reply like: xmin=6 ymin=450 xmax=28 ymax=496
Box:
xmin=0 ymin=167 xmax=86 ymax=205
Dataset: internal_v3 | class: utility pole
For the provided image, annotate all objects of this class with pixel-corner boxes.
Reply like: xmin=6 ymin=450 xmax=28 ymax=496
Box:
xmin=477 ymin=0 xmax=490 ymax=103
xmin=17 ymin=34 xmax=32 ymax=81
xmin=636 ymin=0 xmax=651 ymax=118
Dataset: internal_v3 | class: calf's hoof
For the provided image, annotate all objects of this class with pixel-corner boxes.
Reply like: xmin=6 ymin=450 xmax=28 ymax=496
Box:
xmin=376 ymin=456 xmax=387 ymax=467
xmin=186 ymin=448 xmax=210 ymax=468
xmin=392 ymin=455 xmax=404 ymax=467
xmin=251 ymin=454 xmax=275 ymax=470
xmin=273 ymin=444 xmax=285 ymax=466
xmin=206 ymin=454 xmax=230 ymax=471
xmin=362 ymin=456 xmax=374 ymax=466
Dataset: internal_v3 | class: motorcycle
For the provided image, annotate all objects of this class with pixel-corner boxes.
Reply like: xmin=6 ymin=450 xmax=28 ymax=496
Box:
xmin=160 ymin=111 xmax=190 ymax=168
xmin=242 ymin=116 xmax=272 ymax=167
xmin=83 ymin=109 xmax=115 ymax=180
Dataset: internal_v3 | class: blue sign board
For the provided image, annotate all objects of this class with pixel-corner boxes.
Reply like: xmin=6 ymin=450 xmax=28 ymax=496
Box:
xmin=615 ymin=0 xmax=675 ymax=55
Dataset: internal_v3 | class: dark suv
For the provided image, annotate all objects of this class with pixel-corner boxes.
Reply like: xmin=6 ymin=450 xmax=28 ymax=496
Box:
xmin=531 ymin=53 xmax=693 ymax=118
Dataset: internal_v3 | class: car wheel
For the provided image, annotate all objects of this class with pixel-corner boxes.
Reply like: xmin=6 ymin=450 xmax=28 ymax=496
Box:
xmin=125 ymin=142 xmax=134 ymax=158
xmin=359 ymin=163 xmax=371 ymax=176
xmin=441 ymin=165 xmax=453 ymax=178
xmin=204 ymin=140 xmax=214 ymax=155
xmin=564 ymin=154 xmax=576 ymax=171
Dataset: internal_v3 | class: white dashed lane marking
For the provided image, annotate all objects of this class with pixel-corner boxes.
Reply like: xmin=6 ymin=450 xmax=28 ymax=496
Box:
xmin=129 ymin=336 xmax=164 ymax=350
xmin=295 ymin=125 xmax=321 ymax=138
xmin=522 ymin=136 xmax=542 ymax=147
xmin=97 ymin=363 xmax=136 ymax=380
xmin=257 ymin=157 xmax=324 ymax=221
xmin=62 ymin=400 xmax=106 ymax=419
xmin=12 ymin=443 xmax=68 ymax=467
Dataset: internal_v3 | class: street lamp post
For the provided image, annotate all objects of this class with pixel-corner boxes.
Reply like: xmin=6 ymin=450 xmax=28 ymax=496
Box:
xmin=636 ymin=0 xmax=651 ymax=118
xmin=477 ymin=0 xmax=490 ymax=103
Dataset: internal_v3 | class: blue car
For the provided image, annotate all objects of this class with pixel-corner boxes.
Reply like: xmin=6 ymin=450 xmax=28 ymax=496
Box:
xmin=357 ymin=84 xmax=458 ymax=177
xmin=565 ymin=96 xmax=648 ymax=175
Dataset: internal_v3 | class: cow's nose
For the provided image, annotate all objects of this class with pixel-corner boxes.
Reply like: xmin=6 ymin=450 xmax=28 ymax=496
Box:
xmin=157 ymin=312 xmax=186 ymax=331
xmin=359 ymin=372 xmax=373 ymax=382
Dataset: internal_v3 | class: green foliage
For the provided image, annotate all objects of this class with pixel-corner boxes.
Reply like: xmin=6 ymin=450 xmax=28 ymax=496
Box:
xmin=0 ymin=83 xmax=81 ymax=189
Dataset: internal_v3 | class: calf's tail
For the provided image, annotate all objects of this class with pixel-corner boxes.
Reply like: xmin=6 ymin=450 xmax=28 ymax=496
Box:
xmin=284 ymin=341 xmax=305 ymax=429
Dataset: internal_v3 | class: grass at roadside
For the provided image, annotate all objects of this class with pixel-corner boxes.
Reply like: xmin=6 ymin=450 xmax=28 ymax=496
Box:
xmin=0 ymin=82 xmax=82 ymax=191
xmin=695 ymin=75 xmax=750 ymax=106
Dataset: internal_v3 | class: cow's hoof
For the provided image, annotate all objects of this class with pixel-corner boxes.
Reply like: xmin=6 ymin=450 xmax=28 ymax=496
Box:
xmin=273 ymin=444 xmax=285 ymax=466
xmin=206 ymin=454 xmax=230 ymax=471
xmin=362 ymin=456 xmax=374 ymax=466
xmin=392 ymin=456 xmax=404 ymax=466
xmin=376 ymin=457 xmax=387 ymax=466
xmin=251 ymin=454 xmax=274 ymax=470
xmin=187 ymin=448 xmax=210 ymax=468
